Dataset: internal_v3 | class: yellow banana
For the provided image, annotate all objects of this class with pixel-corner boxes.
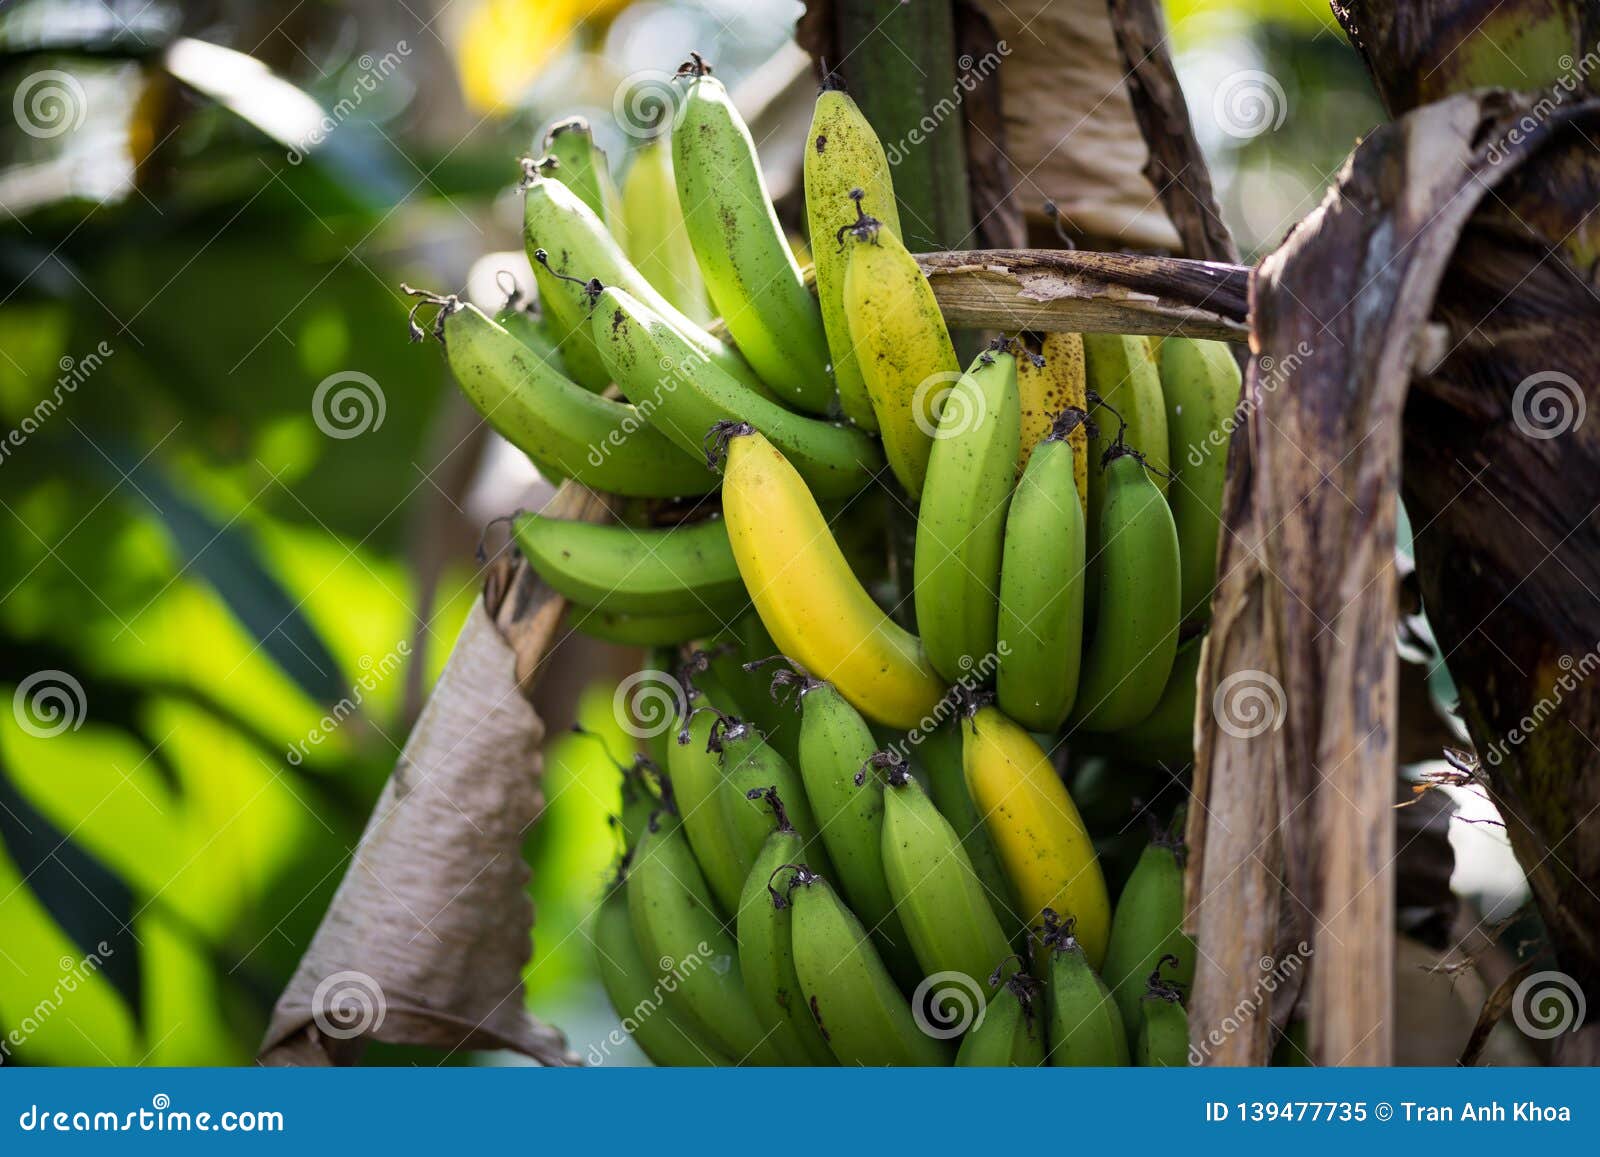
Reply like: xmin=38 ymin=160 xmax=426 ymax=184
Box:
xmin=961 ymin=704 xmax=1110 ymax=967
xmin=804 ymin=77 xmax=901 ymax=430
xmin=716 ymin=425 xmax=946 ymax=729
xmin=1016 ymin=332 xmax=1087 ymax=511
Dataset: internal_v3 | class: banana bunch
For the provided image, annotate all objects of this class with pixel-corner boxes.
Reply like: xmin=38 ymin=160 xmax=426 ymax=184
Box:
xmin=400 ymin=58 xmax=1250 ymax=1064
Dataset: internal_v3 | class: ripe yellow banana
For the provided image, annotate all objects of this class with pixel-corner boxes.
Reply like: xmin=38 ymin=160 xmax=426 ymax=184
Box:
xmin=1016 ymin=332 xmax=1087 ymax=511
xmin=804 ymin=77 xmax=901 ymax=430
xmin=717 ymin=426 xmax=946 ymax=729
xmin=961 ymin=705 xmax=1110 ymax=966
xmin=841 ymin=201 xmax=960 ymax=496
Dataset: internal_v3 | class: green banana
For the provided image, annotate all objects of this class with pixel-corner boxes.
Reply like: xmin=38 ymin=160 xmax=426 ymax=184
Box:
xmin=514 ymin=512 xmax=745 ymax=616
xmin=955 ymin=963 xmax=1046 ymax=1067
xmin=787 ymin=866 xmax=953 ymax=1066
xmin=708 ymin=614 xmax=801 ymax=769
xmin=736 ymin=788 xmax=838 ymax=1066
xmin=1069 ymin=446 xmax=1181 ymax=732
xmin=417 ymin=295 xmax=713 ymax=498
xmin=591 ymin=286 xmax=882 ymax=498
xmin=875 ymin=751 xmax=1014 ymax=1002
xmin=1084 ymin=333 xmax=1168 ymax=498
xmin=1103 ymin=832 xmax=1196 ymax=1041
xmin=569 ymin=603 xmax=739 ymax=646
xmin=841 ymin=202 xmax=960 ymax=494
xmin=673 ymin=55 xmax=832 ymax=412
xmin=804 ymin=77 xmax=901 ymax=429
xmin=593 ymin=879 xmax=731 ymax=1066
xmin=539 ymin=116 xmax=625 ymax=246
xmin=621 ymin=134 xmax=712 ymax=325
xmin=666 ymin=706 xmax=746 ymax=916
xmin=492 ymin=296 xmax=565 ymax=371
xmin=711 ymin=712 xmax=827 ymax=889
xmin=521 ymin=169 xmax=763 ymax=396
xmin=1134 ymin=957 xmax=1190 ymax=1067
xmin=996 ymin=411 xmax=1088 ymax=731
xmin=914 ymin=341 xmax=1022 ymax=682
xmin=914 ymin=721 xmax=1022 ymax=942
xmin=1099 ymin=636 xmax=1201 ymax=768
xmin=778 ymin=673 xmax=917 ymax=979
xmin=616 ymin=753 xmax=658 ymax=850
xmin=626 ymin=804 xmax=783 ymax=1063
xmin=1042 ymin=911 xmax=1129 ymax=1066
xmin=1160 ymin=337 xmax=1242 ymax=623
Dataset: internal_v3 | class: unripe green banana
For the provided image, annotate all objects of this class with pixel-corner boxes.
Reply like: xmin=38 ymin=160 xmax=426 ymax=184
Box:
xmin=955 ymin=963 xmax=1046 ymax=1066
xmin=1098 ymin=636 xmax=1201 ymax=768
xmin=492 ymin=297 xmax=564 ymax=371
xmin=522 ymin=170 xmax=762 ymax=396
xmin=1160 ymin=338 xmax=1242 ymax=623
xmin=1069 ymin=447 xmax=1181 ymax=732
xmin=593 ymin=879 xmax=731 ymax=1066
xmin=996 ymin=413 xmax=1088 ymax=731
xmin=592 ymin=286 xmax=881 ymax=498
xmin=710 ymin=613 xmax=801 ymax=769
xmin=539 ymin=116 xmax=625 ymax=246
xmin=1103 ymin=833 xmax=1195 ymax=1040
xmin=621 ymin=135 xmax=712 ymax=325
xmin=779 ymin=673 xmax=917 ymax=980
xmin=914 ymin=721 xmax=1022 ymax=942
xmin=787 ymin=866 xmax=953 ymax=1065
xmin=914 ymin=341 xmax=1022 ymax=682
xmin=666 ymin=706 xmax=746 ymax=916
xmin=514 ymin=512 xmax=744 ymax=616
xmin=1083 ymin=335 xmax=1167 ymax=588
xmin=569 ymin=603 xmax=738 ymax=646
xmin=841 ymin=204 xmax=960 ymax=494
xmin=1134 ymin=957 xmax=1190 ymax=1067
xmin=804 ymin=78 xmax=901 ymax=430
xmin=875 ymin=751 xmax=1014 ymax=999
xmin=420 ymin=296 xmax=712 ymax=498
xmin=626 ymin=805 xmax=783 ymax=1063
xmin=712 ymin=712 xmax=827 ymax=890
xmin=736 ymin=789 xmax=839 ymax=1066
xmin=673 ymin=55 xmax=832 ymax=412
xmin=1042 ymin=912 xmax=1129 ymax=1066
